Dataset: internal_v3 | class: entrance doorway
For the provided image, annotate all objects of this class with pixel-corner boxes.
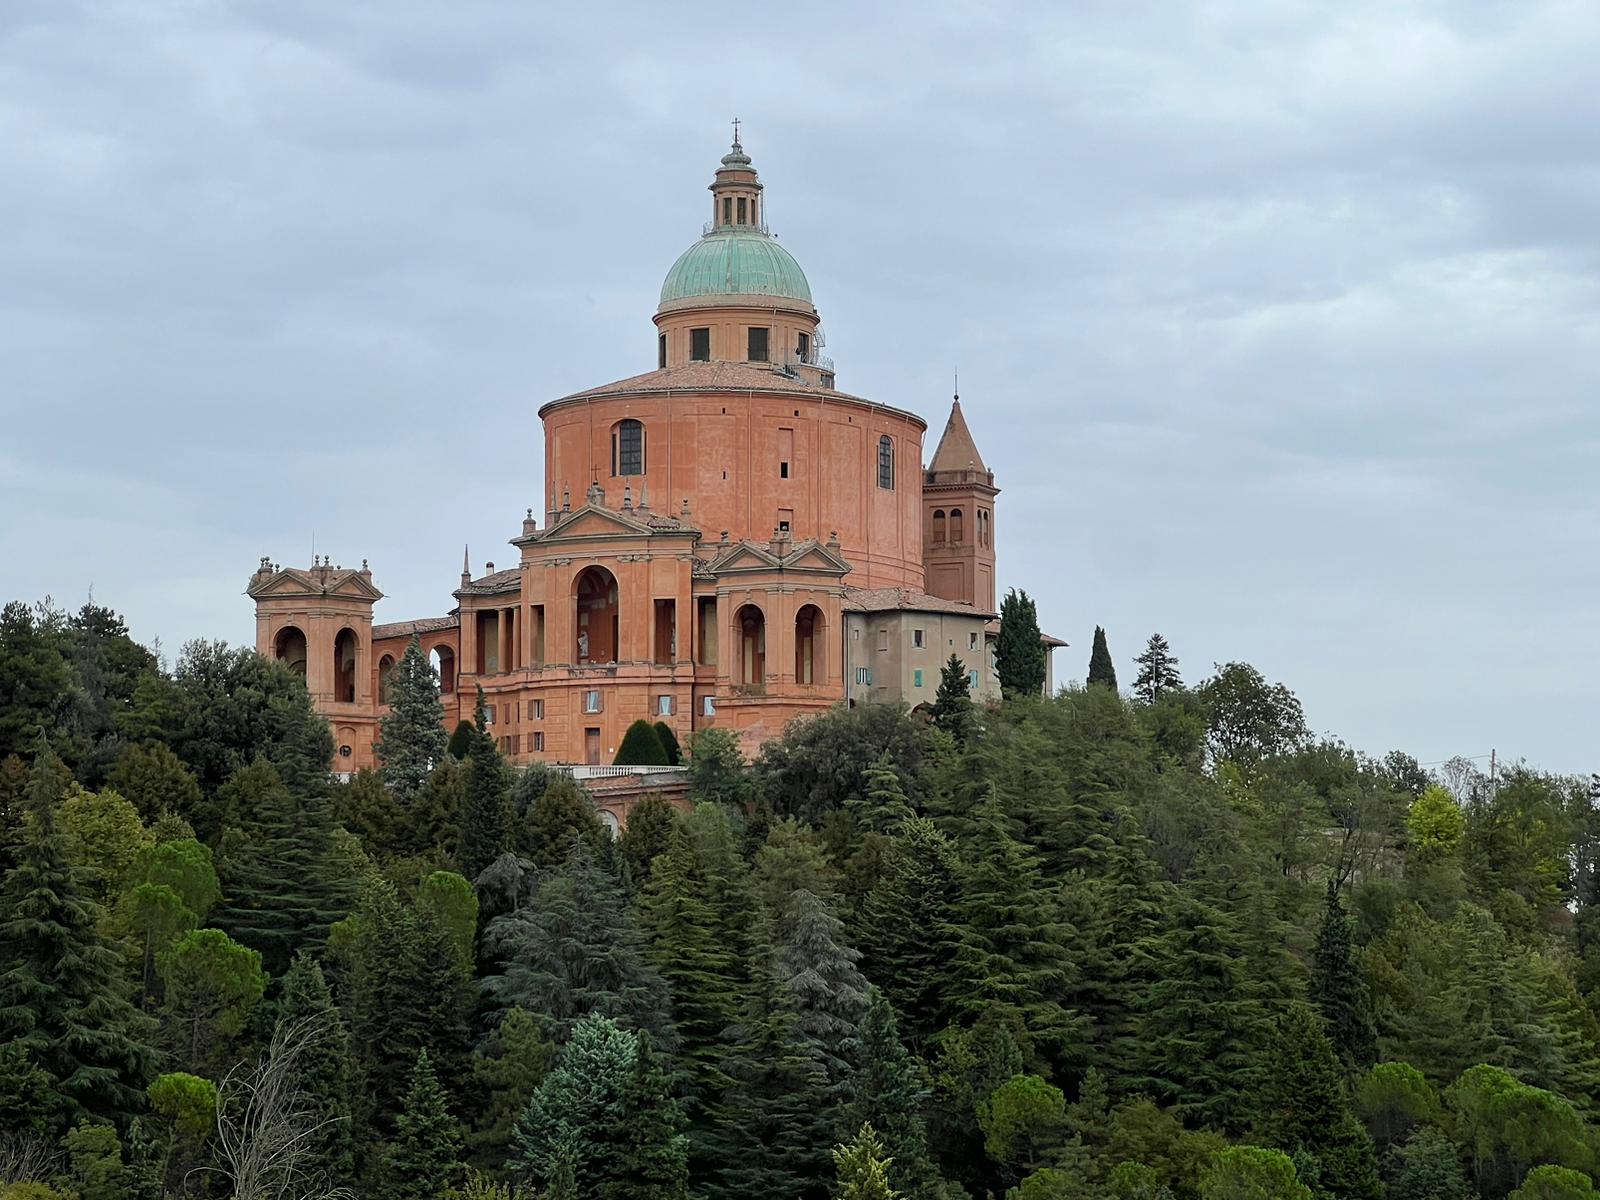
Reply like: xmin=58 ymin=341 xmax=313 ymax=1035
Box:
xmin=585 ymin=727 xmax=602 ymax=765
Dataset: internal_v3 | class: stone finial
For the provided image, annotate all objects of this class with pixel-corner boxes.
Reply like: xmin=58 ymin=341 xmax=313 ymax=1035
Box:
xmin=561 ymin=486 xmax=571 ymax=512
xmin=461 ymin=545 xmax=471 ymax=585
xmin=720 ymin=530 xmax=730 ymax=544
xmin=622 ymin=484 xmax=633 ymax=511
xmin=637 ymin=482 xmax=648 ymax=512
xmin=681 ymin=497 xmax=691 ymax=517
xmin=486 ymin=561 xmax=495 ymax=573
xmin=827 ymin=530 xmax=841 ymax=550
xmin=523 ymin=509 xmax=537 ymax=536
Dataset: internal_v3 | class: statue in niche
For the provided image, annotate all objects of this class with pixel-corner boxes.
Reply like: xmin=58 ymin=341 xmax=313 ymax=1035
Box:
xmin=578 ymin=630 xmax=589 ymax=662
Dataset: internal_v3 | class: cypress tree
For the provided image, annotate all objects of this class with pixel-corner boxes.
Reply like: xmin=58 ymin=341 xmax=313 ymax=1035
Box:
xmin=615 ymin=720 xmax=669 ymax=767
xmin=457 ymin=726 xmax=510 ymax=882
xmin=375 ymin=635 xmax=449 ymax=803
xmin=850 ymin=990 xmax=940 ymax=1200
xmin=0 ymin=743 xmax=153 ymax=1130
xmin=1131 ymin=634 xmax=1182 ymax=704
xmin=995 ymin=590 xmax=1046 ymax=699
xmin=653 ymin=721 xmax=682 ymax=766
xmin=212 ymin=756 xmax=351 ymax=975
xmin=278 ymin=951 xmax=355 ymax=1187
xmin=1254 ymin=1003 xmax=1381 ymax=1200
xmin=384 ymin=1048 xmax=463 ymax=1200
xmin=930 ymin=654 xmax=975 ymax=742
xmin=619 ymin=794 xmax=678 ymax=887
xmin=1311 ymin=879 xmax=1378 ymax=1073
xmin=1087 ymin=626 xmax=1117 ymax=690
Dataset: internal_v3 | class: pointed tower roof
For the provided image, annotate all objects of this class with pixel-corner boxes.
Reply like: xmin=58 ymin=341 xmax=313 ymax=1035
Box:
xmin=929 ymin=397 xmax=988 ymax=474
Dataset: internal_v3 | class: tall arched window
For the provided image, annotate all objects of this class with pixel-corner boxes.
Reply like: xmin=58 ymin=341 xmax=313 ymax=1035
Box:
xmin=431 ymin=646 xmax=456 ymax=695
xmin=877 ymin=435 xmax=894 ymax=490
xmin=950 ymin=508 xmax=964 ymax=544
xmin=575 ymin=566 xmax=621 ymax=663
xmin=737 ymin=604 xmax=766 ymax=689
xmin=612 ymin=419 xmax=644 ymax=477
xmin=978 ymin=509 xmax=989 ymax=546
xmin=794 ymin=605 xmax=823 ymax=686
xmin=932 ymin=510 xmax=946 ymax=544
xmin=333 ymin=628 xmax=358 ymax=703
xmin=377 ymin=654 xmax=396 ymax=703
xmin=274 ymin=626 xmax=307 ymax=676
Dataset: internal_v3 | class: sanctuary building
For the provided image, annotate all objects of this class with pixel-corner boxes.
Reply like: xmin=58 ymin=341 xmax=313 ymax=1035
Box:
xmin=248 ymin=134 xmax=1057 ymax=772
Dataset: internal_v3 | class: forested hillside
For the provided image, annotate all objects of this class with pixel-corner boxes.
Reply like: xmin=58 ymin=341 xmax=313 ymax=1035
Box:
xmin=3 ymin=597 xmax=1599 ymax=1200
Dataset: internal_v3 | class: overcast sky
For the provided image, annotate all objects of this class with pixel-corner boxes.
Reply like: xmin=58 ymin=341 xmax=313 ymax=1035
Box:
xmin=3 ymin=1 xmax=1597 ymax=775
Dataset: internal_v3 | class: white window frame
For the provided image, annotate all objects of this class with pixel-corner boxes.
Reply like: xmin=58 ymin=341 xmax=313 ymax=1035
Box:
xmin=583 ymin=690 xmax=602 ymax=714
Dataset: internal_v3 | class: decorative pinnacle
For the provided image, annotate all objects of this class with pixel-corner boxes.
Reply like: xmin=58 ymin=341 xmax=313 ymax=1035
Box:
xmin=732 ymin=116 xmax=741 ymax=148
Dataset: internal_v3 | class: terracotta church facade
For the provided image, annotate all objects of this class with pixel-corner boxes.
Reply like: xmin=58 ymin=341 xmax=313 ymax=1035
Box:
xmin=248 ymin=135 xmax=1054 ymax=772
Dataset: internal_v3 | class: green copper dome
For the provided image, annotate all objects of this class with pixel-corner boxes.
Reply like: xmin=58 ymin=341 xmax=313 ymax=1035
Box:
xmin=659 ymin=228 xmax=813 ymax=307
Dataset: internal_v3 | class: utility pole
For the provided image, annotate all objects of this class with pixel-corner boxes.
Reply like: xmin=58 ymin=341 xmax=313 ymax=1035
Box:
xmin=1489 ymin=748 xmax=1498 ymax=803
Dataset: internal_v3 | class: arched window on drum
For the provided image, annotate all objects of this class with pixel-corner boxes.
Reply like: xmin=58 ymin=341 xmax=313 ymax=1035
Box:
xmin=612 ymin=419 xmax=645 ymax=477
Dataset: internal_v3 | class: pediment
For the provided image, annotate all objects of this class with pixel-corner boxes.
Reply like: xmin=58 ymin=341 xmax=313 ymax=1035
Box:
xmin=707 ymin=538 xmax=850 ymax=579
xmin=247 ymin=568 xmax=383 ymax=602
xmin=539 ymin=504 xmax=691 ymax=543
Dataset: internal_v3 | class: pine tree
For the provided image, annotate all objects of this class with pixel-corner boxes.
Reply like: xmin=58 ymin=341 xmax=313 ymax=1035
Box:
xmin=109 ymin=742 xmax=203 ymax=824
xmin=770 ymin=886 xmax=871 ymax=1091
xmin=930 ymin=655 xmax=975 ymax=742
xmin=457 ymin=725 xmax=510 ymax=881
xmin=1131 ymin=634 xmax=1182 ymax=704
xmin=857 ymin=816 xmax=963 ymax=1046
xmin=384 ymin=1048 xmax=463 ymax=1200
xmin=1253 ymin=1004 xmax=1381 ymax=1200
xmin=707 ymin=983 xmax=836 ymax=1200
xmin=1122 ymin=896 xmax=1268 ymax=1133
xmin=448 ymin=720 xmax=475 ymax=760
xmin=515 ymin=772 xmax=606 ymax=869
xmin=939 ymin=795 xmax=1085 ymax=1075
xmin=212 ymin=756 xmax=352 ymax=975
xmin=1311 ymin=880 xmax=1378 ymax=1073
xmin=467 ymin=1006 xmax=549 ymax=1175
xmin=834 ymin=1123 xmax=900 ymax=1200
xmin=850 ymin=990 xmax=939 ymax=1200
xmin=411 ymin=751 xmax=464 ymax=858
xmin=653 ymin=721 xmax=682 ymax=766
xmin=482 ymin=845 xmax=675 ymax=1047
xmin=615 ymin=720 xmax=670 ymax=767
xmin=278 ymin=952 xmax=355 ymax=1187
xmin=375 ymin=635 xmax=449 ymax=803
xmin=995 ymin=590 xmax=1046 ymax=699
xmin=510 ymin=1014 xmax=650 ymax=1200
xmin=609 ymin=1032 xmax=690 ymax=1200
xmin=1087 ymin=626 xmax=1117 ymax=690
xmin=851 ymin=754 xmax=915 ymax=834
xmin=639 ymin=824 xmax=744 ymax=1123
xmin=0 ymin=742 xmax=153 ymax=1130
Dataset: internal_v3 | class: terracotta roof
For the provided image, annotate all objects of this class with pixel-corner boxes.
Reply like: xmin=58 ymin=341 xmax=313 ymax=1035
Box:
xmin=844 ymin=586 xmax=995 ymax=619
xmin=372 ymin=615 xmax=459 ymax=640
xmin=928 ymin=399 xmax=988 ymax=474
xmin=457 ymin=568 xmax=521 ymax=596
xmin=983 ymin=619 xmax=1068 ymax=648
xmin=542 ymin=363 xmax=926 ymax=431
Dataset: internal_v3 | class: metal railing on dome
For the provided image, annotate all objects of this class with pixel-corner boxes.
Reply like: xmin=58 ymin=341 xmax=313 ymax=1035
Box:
xmin=702 ymin=220 xmax=772 ymax=236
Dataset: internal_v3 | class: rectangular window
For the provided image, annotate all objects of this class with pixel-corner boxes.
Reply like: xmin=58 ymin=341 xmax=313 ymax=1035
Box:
xmin=737 ymin=197 xmax=747 ymax=224
xmin=722 ymin=197 xmax=732 ymax=225
xmin=747 ymin=327 xmax=769 ymax=362
xmin=690 ymin=328 xmax=710 ymax=361
xmin=583 ymin=690 xmax=602 ymax=714
xmin=914 ymin=669 xmax=924 ymax=688
xmin=702 ymin=695 xmax=716 ymax=717
xmin=968 ymin=670 xmax=979 ymax=690
xmin=968 ymin=631 xmax=978 ymax=650
xmin=657 ymin=694 xmax=674 ymax=716
xmin=877 ymin=630 xmax=888 ymax=652
xmin=780 ymin=461 xmax=789 ymax=478
xmin=797 ymin=331 xmax=810 ymax=360
xmin=877 ymin=435 xmax=894 ymax=490
xmin=654 ymin=599 xmax=676 ymax=665
xmin=777 ymin=426 xmax=793 ymax=478
xmin=532 ymin=698 xmax=544 ymax=719
xmin=533 ymin=732 xmax=544 ymax=752
xmin=658 ymin=333 xmax=666 ymax=368
xmin=483 ymin=704 xmax=496 ymax=727
xmin=913 ymin=628 xmax=924 ymax=648
xmin=855 ymin=666 xmax=871 ymax=685
xmin=697 ymin=597 xmax=718 ymax=665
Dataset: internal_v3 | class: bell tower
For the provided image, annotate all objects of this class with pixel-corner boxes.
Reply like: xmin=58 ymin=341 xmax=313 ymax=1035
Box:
xmin=922 ymin=395 xmax=999 ymax=612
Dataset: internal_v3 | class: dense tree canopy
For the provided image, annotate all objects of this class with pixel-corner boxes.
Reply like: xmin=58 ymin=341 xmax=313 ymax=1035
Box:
xmin=5 ymin=598 xmax=1600 ymax=1200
